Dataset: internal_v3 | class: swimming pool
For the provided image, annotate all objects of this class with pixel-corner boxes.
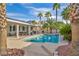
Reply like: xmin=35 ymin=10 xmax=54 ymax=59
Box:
xmin=24 ymin=34 xmax=59 ymax=43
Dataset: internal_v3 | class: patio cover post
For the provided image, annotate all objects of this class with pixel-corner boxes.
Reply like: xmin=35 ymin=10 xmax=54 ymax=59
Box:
xmin=16 ymin=24 xmax=19 ymax=38
xmin=28 ymin=25 xmax=31 ymax=35
xmin=36 ymin=26 xmax=38 ymax=34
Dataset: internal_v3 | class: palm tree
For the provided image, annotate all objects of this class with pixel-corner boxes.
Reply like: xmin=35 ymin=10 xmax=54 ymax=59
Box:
xmin=61 ymin=7 xmax=70 ymax=24
xmin=31 ymin=20 xmax=37 ymax=25
xmin=53 ymin=3 xmax=60 ymax=33
xmin=61 ymin=3 xmax=79 ymax=55
xmin=44 ymin=12 xmax=52 ymax=33
xmin=37 ymin=12 xmax=43 ymax=34
xmin=43 ymin=19 xmax=58 ymax=33
xmin=53 ymin=3 xmax=60 ymax=21
xmin=68 ymin=3 xmax=79 ymax=55
xmin=37 ymin=12 xmax=43 ymax=24
xmin=45 ymin=11 xmax=52 ymax=21
xmin=42 ymin=23 xmax=49 ymax=33
xmin=0 ymin=3 xmax=7 ymax=55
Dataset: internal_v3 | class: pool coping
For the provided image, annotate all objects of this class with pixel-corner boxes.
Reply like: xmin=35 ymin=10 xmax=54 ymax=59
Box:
xmin=23 ymin=34 xmax=43 ymax=40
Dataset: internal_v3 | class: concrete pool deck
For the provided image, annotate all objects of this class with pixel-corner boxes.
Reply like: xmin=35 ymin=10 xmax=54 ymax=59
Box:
xmin=23 ymin=41 xmax=68 ymax=56
xmin=7 ymin=34 xmax=68 ymax=56
xmin=7 ymin=34 xmax=43 ymax=48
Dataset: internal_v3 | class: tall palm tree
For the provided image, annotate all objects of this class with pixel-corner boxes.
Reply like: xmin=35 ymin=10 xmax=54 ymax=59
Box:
xmin=0 ymin=3 xmax=7 ymax=55
xmin=53 ymin=3 xmax=60 ymax=33
xmin=43 ymin=19 xmax=58 ymax=33
xmin=37 ymin=12 xmax=43 ymax=33
xmin=37 ymin=12 xmax=43 ymax=24
xmin=68 ymin=3 xmax=79 ymax=55
xmin=45 ymin=11 xmax=52 ymax=21
xmin=42 ymin=23 xmax=49 ymax=33
xmin=44 ymin=12 xmax=52 ymax=33
xmin=61 ymin=3 xmax=79 ymax=55
xmin=53 ymin=3 xmax=60 ymax=21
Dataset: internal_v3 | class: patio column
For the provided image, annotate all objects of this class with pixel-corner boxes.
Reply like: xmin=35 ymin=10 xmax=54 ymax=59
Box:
xmin=28 ymin=25 xmax=31 ymax=35
xmin=36 ymin=26 xmax=38 ymax=34
xmin=16 ymin=24 xmax=19 ymax=38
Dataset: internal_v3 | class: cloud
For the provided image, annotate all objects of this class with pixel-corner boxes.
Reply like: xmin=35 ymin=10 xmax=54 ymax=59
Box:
xmin=21 ymin=4 xmax=52 ymax=16
xmin=51 ymin=15 xmax=62 ymax=18
xmin=60 ymin=4 xmax=69 ymax=10
xmin=51 ymin=16 xmax=63 ymax=21
xmin=34 ymin=8 xmax=52 ymax=12
xmin=6 ymin=12 xmax=38 ymax=21
xmin=25 ymin=6 xmax=52 ymax=12
xmin=60 ymin=6 xmax=66 ymax=10
xmin=7 ymin=12 xmax=29 ymax=21
xmin=7 ymin=12 xmax=27 ymax=17
xmin=33 ymin=8 xmax=52 ymax=16
xmin=12 ymin=17 xmax=27 ymax=21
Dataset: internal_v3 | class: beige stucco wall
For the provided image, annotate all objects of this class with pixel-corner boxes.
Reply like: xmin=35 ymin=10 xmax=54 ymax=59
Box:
xmin=7 ymin=22 xmax=29 ymax=36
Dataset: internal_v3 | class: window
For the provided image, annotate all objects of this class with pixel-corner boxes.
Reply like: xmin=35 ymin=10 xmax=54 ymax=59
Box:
xmin=13 ymin=25 xmax=16 ymax=31
xmin=22 ymin=26 xmax=25 ymax=31
xmin=19 ymin=26 xmax=20 ymax=31
xmin=9 ymin=26 xmax=12 ymax=32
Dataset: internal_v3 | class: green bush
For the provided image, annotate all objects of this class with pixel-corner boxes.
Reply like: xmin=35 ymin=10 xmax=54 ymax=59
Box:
xmin=59 ymin=24 xmax=71 ymax=42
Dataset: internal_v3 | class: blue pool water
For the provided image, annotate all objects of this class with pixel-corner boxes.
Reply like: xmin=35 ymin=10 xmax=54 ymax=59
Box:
xmin=25 ymin=34 xmax=59 ymax=43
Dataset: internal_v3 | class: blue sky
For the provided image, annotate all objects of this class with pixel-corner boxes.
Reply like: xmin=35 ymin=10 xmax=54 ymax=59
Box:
xmin=6 ymin=3 xmax=69 ymax=21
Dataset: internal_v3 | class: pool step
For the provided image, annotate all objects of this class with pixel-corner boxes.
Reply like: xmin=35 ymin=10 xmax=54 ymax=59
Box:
xmin=41 ymin=45 xmax=54 ymax=56
xmin=23 ymin=43 xmax=50 ymax=56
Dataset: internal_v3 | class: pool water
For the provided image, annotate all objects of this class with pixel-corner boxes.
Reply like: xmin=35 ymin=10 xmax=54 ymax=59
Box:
xmin=25 ymin=34 xmax=59 ymax=43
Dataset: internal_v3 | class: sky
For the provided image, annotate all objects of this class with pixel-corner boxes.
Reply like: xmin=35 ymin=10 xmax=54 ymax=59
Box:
xmin=6 ymin=3 xmax=69 ymax=22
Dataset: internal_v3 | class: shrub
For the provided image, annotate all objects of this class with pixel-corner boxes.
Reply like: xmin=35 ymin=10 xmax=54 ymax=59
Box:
xmin=59 ymin=24 xmax=71 ymax=42
xmin=1 ymin=48 xmax=24 ymax=56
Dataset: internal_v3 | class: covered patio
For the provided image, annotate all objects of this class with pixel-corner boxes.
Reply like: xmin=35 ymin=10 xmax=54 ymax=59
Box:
xmin=7 ymin=18 xmax=42 ymax=39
